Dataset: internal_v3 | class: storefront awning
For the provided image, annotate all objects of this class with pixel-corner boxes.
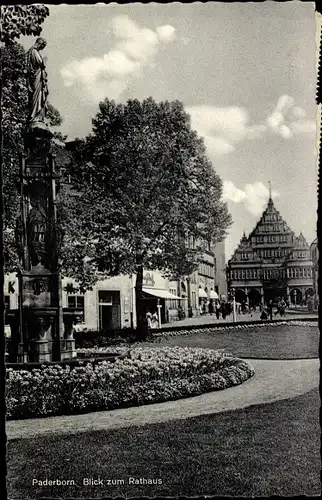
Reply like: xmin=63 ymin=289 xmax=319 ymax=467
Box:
xmin=210 ymin=290 xmax=219 ymax=299
xmin=142 ymin=288 xmax=182 ymax=299
xmin=198 ymin=288 xmax=207 ymax=298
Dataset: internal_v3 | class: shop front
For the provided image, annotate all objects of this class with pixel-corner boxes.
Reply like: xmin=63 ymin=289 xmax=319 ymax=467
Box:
xmin=142 ymin=287 xmax=182 ymax=326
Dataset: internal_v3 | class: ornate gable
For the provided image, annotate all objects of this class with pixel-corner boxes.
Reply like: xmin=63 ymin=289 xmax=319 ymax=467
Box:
xmin=294 ymin=232 xmax=309 ymax=248
xmin=249 ymin=198 xmax=294 ymax=239
xmin=230 ymin=232 xmax=260 ymax=262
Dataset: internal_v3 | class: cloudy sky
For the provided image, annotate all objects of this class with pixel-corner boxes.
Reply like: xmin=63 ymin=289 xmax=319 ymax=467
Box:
xmin=21 ymin=2 xmax=318 ymax=260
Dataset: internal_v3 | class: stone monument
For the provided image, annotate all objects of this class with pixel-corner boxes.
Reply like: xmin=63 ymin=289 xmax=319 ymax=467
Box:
xmin=10 ymin=38 xmax=75 ymax=362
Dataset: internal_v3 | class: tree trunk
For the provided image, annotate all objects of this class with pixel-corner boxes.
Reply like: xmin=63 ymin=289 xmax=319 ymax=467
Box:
xmin=135 ymin=262 xmax=148 ymax=341
xmin=187 ymin=277 xmax=193 ymax=317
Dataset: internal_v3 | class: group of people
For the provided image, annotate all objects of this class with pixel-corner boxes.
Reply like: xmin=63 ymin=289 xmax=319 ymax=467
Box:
xmin=260 ymin=299 xmax=287 ymax=320
xmin=146 ymin=311 xmax=159 ymax=329
xmin=200 ymin=299 xmax=233 ymax=320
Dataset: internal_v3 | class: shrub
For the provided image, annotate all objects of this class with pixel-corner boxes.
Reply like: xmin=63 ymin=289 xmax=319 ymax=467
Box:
xmin=74 ymin=328 xmax=137 ymax=348
xmin=6 ymin=347 xmax=255 ymax=420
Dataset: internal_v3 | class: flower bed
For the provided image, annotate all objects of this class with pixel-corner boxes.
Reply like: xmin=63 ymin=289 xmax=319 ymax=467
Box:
xmin=6 ymin=347 xmax=254 ymax=420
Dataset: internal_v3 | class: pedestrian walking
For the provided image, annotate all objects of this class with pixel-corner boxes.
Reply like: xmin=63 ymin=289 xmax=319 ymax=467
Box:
xmin=221 ymin=301 xmax=227 ymax=320
xmin=215 ymin=301 xmax=221 ymax=319
xmin=267 ymin=300 xmax=273 ymax=321
xmin=146 ymin=311 xmax=152 ymax=328
xmin=151 ymin=311 xmax=158 ymax=328
xmin=260 ymin=307 xmax=268 ymax=320
xmin=278 ymin=299 xmax=286 ymax=317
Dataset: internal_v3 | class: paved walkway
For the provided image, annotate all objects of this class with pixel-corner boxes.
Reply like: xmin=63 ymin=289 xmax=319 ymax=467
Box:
xmin=167 ymin=311 xmax=318 ymax=328
xmin=6 ymin=358 xmax=319 ymax=441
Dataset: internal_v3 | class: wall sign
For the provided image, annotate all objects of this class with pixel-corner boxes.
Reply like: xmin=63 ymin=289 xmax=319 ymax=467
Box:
xmin=143 ymin=272 xmax=155 ymax=286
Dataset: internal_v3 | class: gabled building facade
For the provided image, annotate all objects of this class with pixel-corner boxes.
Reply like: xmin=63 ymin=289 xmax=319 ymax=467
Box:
xmin=310 ymin=237 xmax=319 ymax=310
xmin=227 ymin=195 xmax=314 ymax=307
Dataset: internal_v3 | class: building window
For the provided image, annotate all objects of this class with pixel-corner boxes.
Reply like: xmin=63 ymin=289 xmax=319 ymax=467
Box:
xmin=5 ymin=295 xmax=10 ymax=310
xmin=192 ymin=291 xmax=196 ymax=308
xmin=67 ymin=295 xmax=85 ymax=321
xmin=168 ymin=289 xmax=178 ymax=309
xmin=4 ymin=296 xmax=10 ymax=325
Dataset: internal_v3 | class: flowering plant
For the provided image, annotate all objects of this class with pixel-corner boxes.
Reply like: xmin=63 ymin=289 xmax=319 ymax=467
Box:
xmin=6 ymin=347 xmax=254 ymax=420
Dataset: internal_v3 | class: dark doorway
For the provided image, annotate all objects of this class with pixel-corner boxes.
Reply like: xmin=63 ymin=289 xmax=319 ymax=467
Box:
xmin=248 ymin=288 xmax=261 ymax=308
xmin=98 ymin=290 xmax=121 ymax=331
xmin=264 ymin=288 xmax=287 ymax=304
xmin=235 ymin=289 xmax=247 ymax=304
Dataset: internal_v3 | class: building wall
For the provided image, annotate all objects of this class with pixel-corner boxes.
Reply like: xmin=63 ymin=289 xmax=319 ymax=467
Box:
xmin=213 ymin=240 xmax=227 ymax=298
xmin=4 ymin=271 xmax=181 ymax=330
xmin=64 ymin=275 xmax=134 ymax=330
xmin=310 ymin=238 xmax=319 ymax=309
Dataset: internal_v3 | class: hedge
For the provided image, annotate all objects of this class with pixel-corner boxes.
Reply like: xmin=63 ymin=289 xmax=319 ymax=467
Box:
xmin=6 ymin=346 xmax=254 ymax=420
xmin=72 ymin=320 xmax=318 ymax=348
xmin=152 ymin=320 xmax=318 ymax=340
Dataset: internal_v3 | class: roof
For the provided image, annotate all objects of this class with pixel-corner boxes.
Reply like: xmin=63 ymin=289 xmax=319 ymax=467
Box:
xmin=229 ymin=195 xmax=311 ymax=264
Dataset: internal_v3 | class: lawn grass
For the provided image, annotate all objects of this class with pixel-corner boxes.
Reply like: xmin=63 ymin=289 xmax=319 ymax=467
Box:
xmin=149 ymin=324 xmax=320 ymax=359
xmin=7 ymin=388 xmax=320 ymax=498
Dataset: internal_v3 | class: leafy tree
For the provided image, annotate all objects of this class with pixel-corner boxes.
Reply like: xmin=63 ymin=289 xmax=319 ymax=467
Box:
xmin=0 ymin=5 xmax=49 ymax=44
xmin=65 ymin=98 xmax=232 ymax=337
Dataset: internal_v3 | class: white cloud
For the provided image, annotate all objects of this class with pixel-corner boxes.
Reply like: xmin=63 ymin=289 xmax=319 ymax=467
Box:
xmin=205 ymin=136 xmax=235 ymax=157
xmin=266 ymin=94 xmax=316 ymax=139
xmin=156 ymin=25 xmax=176 ymax=42
xmin=222 ymin=180 xmax=246 ymax=203
xmin=187 ymin=105 xmax=267 ymax=158
xmin=60 ymin=15 xmax=176 ymax=102
xmin=289 ymin=119 xmax=316 ymax=135
xmin=222 ymin=180 xmax=280 ymax=216
xmin=187 ymin=95 xmax=315 ymax=159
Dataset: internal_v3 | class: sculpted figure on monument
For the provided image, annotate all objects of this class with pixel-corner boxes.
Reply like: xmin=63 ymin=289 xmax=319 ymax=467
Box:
xmin=27 ymin=200 xmax=48 ymax=266
xmin=26 ymin=37 xmax=49 ymax=128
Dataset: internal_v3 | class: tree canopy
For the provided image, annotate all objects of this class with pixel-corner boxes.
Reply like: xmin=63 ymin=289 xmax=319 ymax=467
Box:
xmin=0 ymin=5 xmax=49 ymax=43
xmin=64 ymin=97 xmax=232 ymax=293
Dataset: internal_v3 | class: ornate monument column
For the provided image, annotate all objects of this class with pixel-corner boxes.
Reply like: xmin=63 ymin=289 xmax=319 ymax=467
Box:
xmin=13 ymin=38 xmax=75 ymax=362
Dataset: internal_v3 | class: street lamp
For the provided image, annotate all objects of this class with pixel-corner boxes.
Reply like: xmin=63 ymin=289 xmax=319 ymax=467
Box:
xmin=157 ymin=298 xmax=162 ymax=329
xmin=231 ymin=288 xmax=236 ymax=323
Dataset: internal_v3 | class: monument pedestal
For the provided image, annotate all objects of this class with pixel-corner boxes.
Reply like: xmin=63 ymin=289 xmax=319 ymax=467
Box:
xmin=29 ymin=339 xmax=53 ymax=362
